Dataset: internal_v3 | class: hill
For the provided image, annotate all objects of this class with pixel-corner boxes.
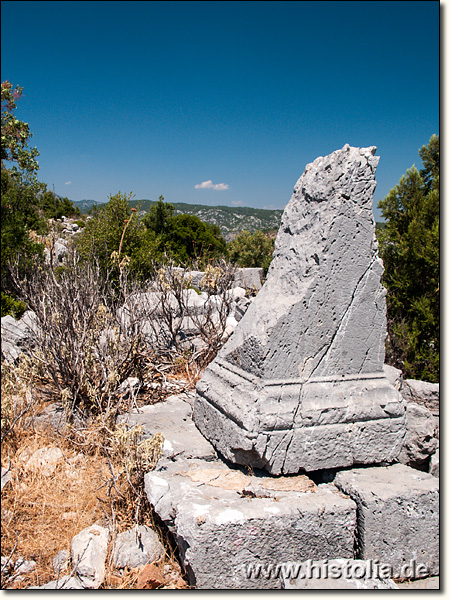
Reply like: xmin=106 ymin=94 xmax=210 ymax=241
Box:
xmin=129 ymin=199 xmax=283 ymax=240
xmin=73 ymin=197 xmax=386 ymax=241
xmin=72 ymin=199 xmax=106 ymax=212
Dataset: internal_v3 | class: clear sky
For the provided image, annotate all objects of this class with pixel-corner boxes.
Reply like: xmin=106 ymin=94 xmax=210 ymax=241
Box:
xmin=1 ymin=1 xmax=439 ymax=219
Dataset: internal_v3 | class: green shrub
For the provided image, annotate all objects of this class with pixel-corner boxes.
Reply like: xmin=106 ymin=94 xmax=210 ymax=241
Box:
xmin=1 ymin=291 xmax=27 ymax=319
xmin=227 ymin=229 xmax=275 ymax=274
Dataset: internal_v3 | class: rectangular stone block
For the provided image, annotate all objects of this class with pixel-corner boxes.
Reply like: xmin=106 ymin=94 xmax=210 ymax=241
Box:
xmin=334 ymin=464 xmax=439 ymax=577
xmin=145 ymin=457 xmax=356 ymax=589
xmin=117 ymin=393 xmax=217 ymax=462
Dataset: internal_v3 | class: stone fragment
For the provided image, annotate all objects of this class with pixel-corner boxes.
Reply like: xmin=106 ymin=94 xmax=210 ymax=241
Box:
xmin=397 ymin=402 xmax=438 ymax=469
xmin=194 ymin=145 xmax=406 ymax=474
xmin=14 ymin=558 xmax=36 ymax=575
xmin=24 ymin=446 xmax=64 ymax=477
xmin=116 ymin=376 xmax=141 ymax=399
xmin=402 ymin=378 xmax=439 ymax=404
xmin=233 ymin=295 xmax=252 ymax=322
xmin=112 ymin=524 xmax=164 ymax=569
xmin=1 ymin=465 xmax=11 ymax=491
xmin=280 ymin=559 xmax=399 ymax=589
xmin=1 ymin=311 xmax=37 ymax=363
xmin=71 ymin=524 xmax=109 ymax=588
xmin=136 ymin=563 xmax=165 ymax=589
xmin=401 ymin=378 xmax=439 ymax=416
xmin=334 ymin=464 xmax=439 ymax=577
xmin=44 ymin=240 xmax=68 ymax=264
xmin=145 ymin=456 xmax=356 ymax=589
xmin=429 ymin=448 xmax=439 ymax=478
xmin=117 ymin=393 xmax=217 ymax=463
xmin=229 ymin=286 xmax=246 ymax=300
xmin=52 ymin=549 xmax=70 ymax=574
xmin=233 ymin=267 xmax=264 ymax=291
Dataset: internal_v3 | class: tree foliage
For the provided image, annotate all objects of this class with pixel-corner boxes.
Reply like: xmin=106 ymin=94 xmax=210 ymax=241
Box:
xmin=377 ymin=135 xmax=439 ymax=382
xmin=164 ymin=213 xmax=227 ymax=265
xmin=76 ymin=191 xmax=152 ymax=278
xmin=1 ymin=82 xmax=45 ymax=313
xmin=1 ymin=81 xmax=39 ymax=175
xmin=1 ymin=82 xmax=82 ymax=316
xmin=227 ymin=229 xmax=275 ymax=274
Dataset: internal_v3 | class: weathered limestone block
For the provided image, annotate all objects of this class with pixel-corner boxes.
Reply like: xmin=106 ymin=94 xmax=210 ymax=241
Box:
xmin=1 ymin=310 xmax=37 ymax=363
xmin=402 ymin=378 xmax=439 ymax=405
xmin=233 ymin=267 xmax=264 ymax=291
xmin=117 ymin=393 xmax=217 ymax=462
xmin=145 ymin=456 xmax=356 ymax=589
xmin=397 ymin=402 xmax=438 ymax=469
xmin=194 ymin=145 xmax=406 ymax=474
xmin=334 ymin=464 xmax=439 ymax=577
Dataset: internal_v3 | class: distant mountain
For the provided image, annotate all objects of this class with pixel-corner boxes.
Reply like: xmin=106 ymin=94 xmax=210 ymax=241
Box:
xmin=129 ymin=199 xmax=283 ymax=240
xmin=74 ymin=197 xmax=384 ymax=242
xmin=72 ymin=199 xmax=106 ymax=213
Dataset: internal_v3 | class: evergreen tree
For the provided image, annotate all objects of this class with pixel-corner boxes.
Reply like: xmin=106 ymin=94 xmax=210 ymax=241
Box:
xmin=377 ymin=135 xmax=439 ymax=382
xmin=142 ymin=195 xmax=174 ymax=234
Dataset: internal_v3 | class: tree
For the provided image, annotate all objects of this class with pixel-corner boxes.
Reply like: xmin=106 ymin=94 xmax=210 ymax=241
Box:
xmin=76 ymin=191 xmax=153 ymax=276
xmin=142 ymin=195 xmax=174 ymax=234
xmin=1 ymin=82 xmax=46 ymax=315
xmin=228 ymin=229 xmax=275 ymax=274
xmin=377 ymin=135 xmax=439 ymax=382
xmin=1 ymin=81 xmax=39 ymax=175
xmin=164 ymin=214 xmax=227 ymax=265
xmin=39 ymin=190 xmax=81 ymax=220
xmin=142 ymin=198 xmax=227 ymax=266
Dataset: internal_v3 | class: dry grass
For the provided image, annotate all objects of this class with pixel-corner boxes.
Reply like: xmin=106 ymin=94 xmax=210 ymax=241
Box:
xmin=1 ymin=429 xmax=111 ymax=588
xmin=1 ymin=372 xmax=190 ymax=589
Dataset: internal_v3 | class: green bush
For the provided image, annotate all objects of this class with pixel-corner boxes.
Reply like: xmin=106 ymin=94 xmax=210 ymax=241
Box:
xmin=1 ymin=291 xmax=27 ymax=319
xmin=227 ymin=229 xmax=275 ymax=274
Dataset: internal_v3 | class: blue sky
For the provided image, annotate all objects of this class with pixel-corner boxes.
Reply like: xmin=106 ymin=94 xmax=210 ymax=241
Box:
xmin=1 ymin=1 xmax=439 ymax=219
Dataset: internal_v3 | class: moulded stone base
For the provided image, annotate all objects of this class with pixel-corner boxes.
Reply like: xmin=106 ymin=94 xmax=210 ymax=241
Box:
xmin=194 ymin=357 xmax=406 ymax=474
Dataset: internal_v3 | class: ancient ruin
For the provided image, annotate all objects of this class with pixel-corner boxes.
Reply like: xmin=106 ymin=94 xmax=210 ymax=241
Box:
xmin=194 ymin=144 xmax=407 ymax=474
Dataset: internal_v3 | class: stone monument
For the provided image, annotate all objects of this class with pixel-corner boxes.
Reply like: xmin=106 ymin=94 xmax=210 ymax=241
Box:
xmin=194 ymin=144 xmax=406 ymax=474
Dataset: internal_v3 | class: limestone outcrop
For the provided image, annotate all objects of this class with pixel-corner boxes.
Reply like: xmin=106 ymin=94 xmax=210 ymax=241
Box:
xmin=194 ymin=145 xmax=406 ymax=474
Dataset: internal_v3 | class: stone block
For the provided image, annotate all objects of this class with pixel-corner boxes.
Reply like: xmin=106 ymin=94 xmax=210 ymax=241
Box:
xmin=1 ymin=311 xmax=37 ymax=363
xmin=233 ymin=267 xmax=264 ymax=291
xmin=194 ymin=145 xmax=406 ymax=474
xmin=334 ymin=464 xmax=439 ymax=577
xmin=145 ymin=456 xmax=356 ymax=589
xmin=117 ymin=393 xmax=217 ymax=462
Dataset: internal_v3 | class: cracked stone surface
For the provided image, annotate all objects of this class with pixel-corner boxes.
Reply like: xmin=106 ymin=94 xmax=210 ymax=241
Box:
xmin=194 ymin=145 xmax=406 ymax=474
xmin=145 ymin=456 xmax=356 ymax=589
xmin=334 ymin=464 xmax=439 ymax=576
